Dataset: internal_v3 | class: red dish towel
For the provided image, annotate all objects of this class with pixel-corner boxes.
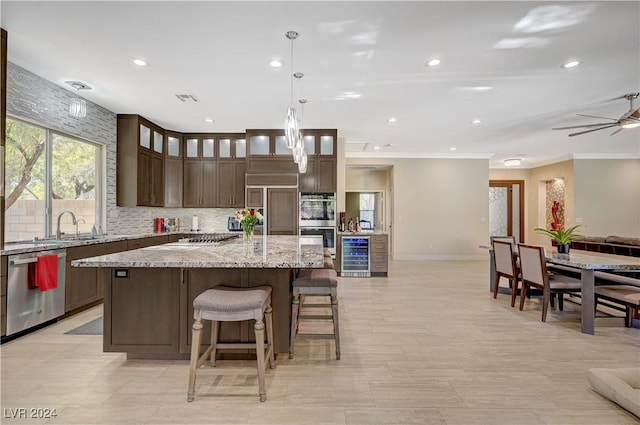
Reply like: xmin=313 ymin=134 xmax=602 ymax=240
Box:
xmin=34 ymin=254 xmax=59 ymax=292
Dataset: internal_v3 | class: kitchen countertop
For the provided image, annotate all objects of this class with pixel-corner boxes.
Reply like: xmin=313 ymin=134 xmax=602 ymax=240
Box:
xmin=71 ymin=235 xmax=324 ymax=269
xmin=0 ymin=232 xmax=185 ymax=256
xmin=337 ymin=231 xmax=387 ymax=236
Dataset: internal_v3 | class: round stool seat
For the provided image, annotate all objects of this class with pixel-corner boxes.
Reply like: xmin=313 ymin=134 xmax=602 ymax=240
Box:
xmin=194 ymin=286 xmax=271 ymax=314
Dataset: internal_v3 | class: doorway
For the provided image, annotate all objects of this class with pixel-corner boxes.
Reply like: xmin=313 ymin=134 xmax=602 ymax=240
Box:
xmin=489 ymin=180 xmax=524 ymax=243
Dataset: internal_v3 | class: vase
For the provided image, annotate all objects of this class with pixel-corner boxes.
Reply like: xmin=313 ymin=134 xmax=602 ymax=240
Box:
xmin=243 ymin=225 xmax=254 ymax=244
xmin=557 ymin=243 xmax=570 ymax=254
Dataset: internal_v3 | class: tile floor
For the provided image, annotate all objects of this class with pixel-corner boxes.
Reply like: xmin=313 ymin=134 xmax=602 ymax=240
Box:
xmin=1 ymin=260 xmax=639 ymax=424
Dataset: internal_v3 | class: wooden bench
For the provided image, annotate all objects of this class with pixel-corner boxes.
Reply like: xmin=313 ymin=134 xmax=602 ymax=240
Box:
xmin=593 ymin=271 xmax=640 ymax=327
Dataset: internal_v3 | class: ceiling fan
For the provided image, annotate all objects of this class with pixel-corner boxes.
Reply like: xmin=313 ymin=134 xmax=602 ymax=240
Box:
xmin=552 ymin=92 xmax=640 ymax=137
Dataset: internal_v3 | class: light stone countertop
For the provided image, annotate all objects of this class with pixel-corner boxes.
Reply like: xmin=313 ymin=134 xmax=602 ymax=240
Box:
xmin=71 ymin=235 xmax=324 ymax=269
xmin=0 ymin=232 xmax=196 ymax=256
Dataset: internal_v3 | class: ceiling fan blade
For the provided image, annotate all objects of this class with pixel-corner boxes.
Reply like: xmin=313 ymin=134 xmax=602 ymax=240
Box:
xmin=576 ymin=114 xmax=617 ymax=121
xmin=609 ymin=127 xmax=625 ymax=136
xmin=553 ymin=122 xmax=619 ymax=130
xmin=631 ymin=108 xmax=640 ymax=119
xmin=568 ymin=124 xmax=619 ymax=137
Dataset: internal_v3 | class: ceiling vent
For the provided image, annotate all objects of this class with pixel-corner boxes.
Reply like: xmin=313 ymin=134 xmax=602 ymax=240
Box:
xmin=175 ymin=94 xmax=199 ymax=102
xmin=345 ymin=141 xmax=370 ymax=152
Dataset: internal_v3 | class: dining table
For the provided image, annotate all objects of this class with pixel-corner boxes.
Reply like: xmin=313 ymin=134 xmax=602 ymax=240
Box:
xmin=485 ymin=244 xmax=640 ymax=334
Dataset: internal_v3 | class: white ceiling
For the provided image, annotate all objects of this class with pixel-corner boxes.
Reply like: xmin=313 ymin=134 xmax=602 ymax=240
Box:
xmin=2 ymin=1 xmax=639 ymax=168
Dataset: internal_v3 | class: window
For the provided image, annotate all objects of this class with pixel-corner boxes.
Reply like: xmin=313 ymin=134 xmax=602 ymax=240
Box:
xmin=4 ymin=117 xmax=104 ymax=242
xmin=359 ymin=193 xmax=375 ymax=230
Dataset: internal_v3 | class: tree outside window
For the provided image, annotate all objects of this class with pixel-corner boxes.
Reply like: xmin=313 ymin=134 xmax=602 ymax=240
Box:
xmin=5 ymin=118 xmax=100 ymax=241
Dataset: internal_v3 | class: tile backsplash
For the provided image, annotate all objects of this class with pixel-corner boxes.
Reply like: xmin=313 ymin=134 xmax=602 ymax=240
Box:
xmin=113 ymin=207 xmax=237 ymax=235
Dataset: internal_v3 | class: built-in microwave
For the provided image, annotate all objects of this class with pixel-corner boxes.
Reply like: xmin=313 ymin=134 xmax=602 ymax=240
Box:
xmin=299 ymin=193 xmax=336 ymax=227
xmin=299 ymin=227 xmax=336 ymax=257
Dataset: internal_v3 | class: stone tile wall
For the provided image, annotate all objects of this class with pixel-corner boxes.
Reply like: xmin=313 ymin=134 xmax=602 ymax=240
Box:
xmin=5 ymin=62 xmax=238 ymax=236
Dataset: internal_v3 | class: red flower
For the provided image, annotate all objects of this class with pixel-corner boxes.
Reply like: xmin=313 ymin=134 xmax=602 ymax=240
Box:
xmin=249 ymin=209 xmax=255 ymax=216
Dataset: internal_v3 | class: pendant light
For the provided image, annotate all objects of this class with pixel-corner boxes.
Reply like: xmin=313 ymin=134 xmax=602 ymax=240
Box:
xmin=284 ymin=31 xmax=300 ymax=149
xmin=66 ymin=81 xmax=91 ymax=118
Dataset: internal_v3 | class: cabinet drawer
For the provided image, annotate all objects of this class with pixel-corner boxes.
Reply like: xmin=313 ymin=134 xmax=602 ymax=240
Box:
xmin=371 ymin=253 xmax=387 ymax=264
xmin=370 ymin=242 xmax=388 ymax=253
xmin=371 ymin=262 xmax=388 ymax=272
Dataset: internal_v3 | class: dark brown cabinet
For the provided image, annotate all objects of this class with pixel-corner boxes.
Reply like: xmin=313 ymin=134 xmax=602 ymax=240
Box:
xmin=183 ymin=160 xmax=217 ymax=207
xmin=267 ymin=188 xmax=298 ymax=235
xmin=117 ymin=115 xmax=164 ymax=207
xmin=217 ymin=160 xmax=246 ymax=207
xmin=164 ymin=131 xmax=183 ymax=208
xmin=183 ymin=135 xmax=217 ymax=208
xmin=246 ymin=129 xmax=298 ymax=174
xmin=65 ymin=241 xmax=128 ymax=312
xmin=298 ymin=129 xmax=337 ymax=193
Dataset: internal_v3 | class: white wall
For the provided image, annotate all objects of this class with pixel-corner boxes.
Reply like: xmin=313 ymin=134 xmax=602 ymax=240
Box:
xmin=346 ymin=157 xmax=489 ymax=260
xmin=574 ymin=158 xmax=640 ymax=237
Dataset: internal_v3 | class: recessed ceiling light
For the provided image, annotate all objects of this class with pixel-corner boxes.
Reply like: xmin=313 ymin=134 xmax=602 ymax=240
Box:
xmin=387 ymin=117 xmax=397 ymax=123
xmin=426 ymin=58 xmax=441 ymax=67
xmin=374 ymin=146 xmax=381 ymax=150
xmin=450 ymin=147 xmax=457 ymax=151
xmin=269 ymin=59 xmax=283 ymax=68
xmin=132 ymin=58 xmax=148 ymax=67
xmin=472 ymin=119 xmax=482 ymax=125
xmin=204 ymin=118 xmax=214 ymax=123
xmin=504 ymin=158 xmax=522 ymax=166
xmin=562 ymin=60 xmax=581 ymax=69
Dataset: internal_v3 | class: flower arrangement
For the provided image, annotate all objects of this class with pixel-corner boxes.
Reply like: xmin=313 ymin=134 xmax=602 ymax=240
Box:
xmin=534 ymin=224 xmax=582 ymax=245
xmin=235 ymin=208 xmax=263 ymax=240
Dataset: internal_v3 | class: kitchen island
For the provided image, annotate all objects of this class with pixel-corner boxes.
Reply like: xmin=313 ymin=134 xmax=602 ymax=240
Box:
xmin=71 ymin=235 xmax=323 ymax=359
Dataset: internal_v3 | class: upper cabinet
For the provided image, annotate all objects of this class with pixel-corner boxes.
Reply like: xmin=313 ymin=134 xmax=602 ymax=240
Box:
xmin=246 ymin=129 xmax=291 ymax=157
xmin=298 ymin=129 xmax=337 ymax=193
xmin=216 ymin=133 xmax=247 ymax=208
xmin=117 ymin=115 xmax=164 ymax=207
xmin=218 ymin=134 xmax=247 ymax=159
xmin=183 ymin=134 xmax=216 ymax=160
xmin=245 ymin=129 xmax=300 ymax=174
xmin=164 ymin=131 xmax=183 ymax=208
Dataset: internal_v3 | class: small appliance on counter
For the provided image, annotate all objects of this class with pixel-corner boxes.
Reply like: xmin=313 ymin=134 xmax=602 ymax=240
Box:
xmin=227 ymin=216 xmax=242 ymax=231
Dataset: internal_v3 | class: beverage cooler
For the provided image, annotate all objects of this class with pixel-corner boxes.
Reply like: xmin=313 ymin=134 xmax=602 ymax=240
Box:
xmin=341 ymin=236 xmax=370 ymax=277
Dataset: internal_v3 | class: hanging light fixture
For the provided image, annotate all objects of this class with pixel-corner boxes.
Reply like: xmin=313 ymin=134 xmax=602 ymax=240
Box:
xmin=284 ymin=30 xmax=300 ymax=149
xmin=66 ymin=81 xmax=91 ymax=118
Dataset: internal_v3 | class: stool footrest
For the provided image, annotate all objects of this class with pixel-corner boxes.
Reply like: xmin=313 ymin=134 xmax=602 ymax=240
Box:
xmin=296 ymin=333 xmax=337 ymax=339
xmin=195 ymin=367 xmax=259 ymax=376
xmin=299 ymin=314 xmax=334 ymax=320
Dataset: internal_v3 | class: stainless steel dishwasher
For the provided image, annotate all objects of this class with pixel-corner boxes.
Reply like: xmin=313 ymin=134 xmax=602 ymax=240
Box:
xmin=6 ymin=249 xmax=67 ymax=336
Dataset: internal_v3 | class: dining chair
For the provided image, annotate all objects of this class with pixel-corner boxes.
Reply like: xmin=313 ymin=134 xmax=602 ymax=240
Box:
xmin=492 ymin=239 xmax=520 ymax=307
xmin=517 ymin=244 xmax=582 ymax=322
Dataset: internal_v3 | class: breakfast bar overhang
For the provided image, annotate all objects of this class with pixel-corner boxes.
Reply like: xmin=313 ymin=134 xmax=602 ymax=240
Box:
xmin=71 ymin=235 xmax=324 ymax=359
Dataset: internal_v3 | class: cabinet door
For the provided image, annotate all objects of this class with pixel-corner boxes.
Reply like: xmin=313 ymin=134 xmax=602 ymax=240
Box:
xmin=298 ymin=157 xmax=317 ymax=192
xmin=183 ymin=160 xmax=202 ymax=207
xmin=137 ymin=149 xmax=152 ymax=206
xmin=151 ymin=153 xmax=164 ymax=206
xmin=317 ymin=158 xmax=337 ymax=192
xmin=201 ymin=161 xmax=217 ymax=207
xmin=233 ymin=161 xmax=246 ymax=207
xmin=217 ymin=161 xmax=235 ymax=207
xmin=267 ymin=188 xmax=297 ymax=235
xmin=164 ymin=157 xmax=182 ymax=207
xmin=246 ymin=188 xmax=263 ymax=208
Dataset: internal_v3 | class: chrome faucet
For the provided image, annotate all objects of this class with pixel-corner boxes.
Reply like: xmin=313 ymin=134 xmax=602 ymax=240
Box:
xmin=56 ymin=210 xmax=78 ymax=239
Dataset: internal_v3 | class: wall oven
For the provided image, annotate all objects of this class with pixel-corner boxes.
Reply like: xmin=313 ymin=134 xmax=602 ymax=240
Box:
xmin=300 ymin=227 xmax=336 ymax=257
xmin=299 ymin=193 xmax=336 ymax=227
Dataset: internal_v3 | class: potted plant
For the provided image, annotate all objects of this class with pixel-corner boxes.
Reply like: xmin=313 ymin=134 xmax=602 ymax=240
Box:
xmin=534 ymin=224 xmax=582 ymax=253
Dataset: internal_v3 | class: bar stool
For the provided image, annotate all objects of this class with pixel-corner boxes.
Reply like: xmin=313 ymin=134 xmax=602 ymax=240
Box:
xmin=289 ymin=269 xmax=340 ymax=360
xmin=187 ymin=285 xmax=275 ymax=402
